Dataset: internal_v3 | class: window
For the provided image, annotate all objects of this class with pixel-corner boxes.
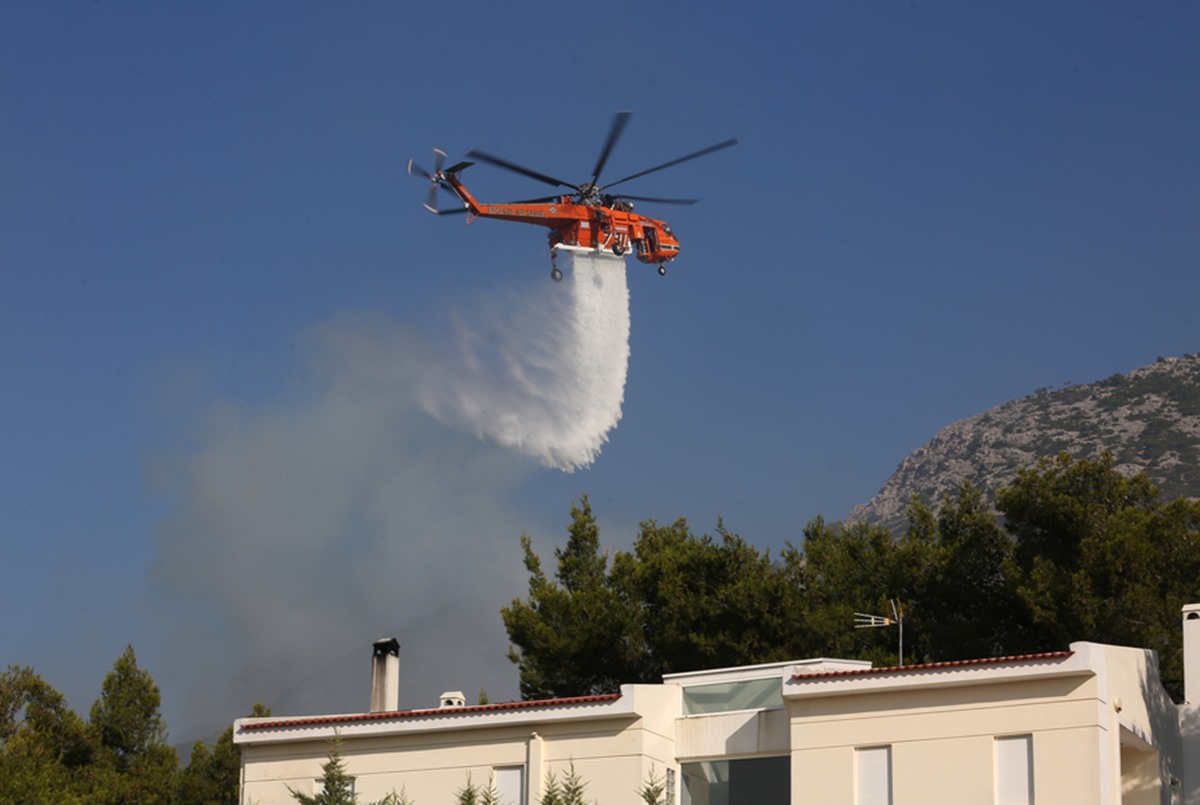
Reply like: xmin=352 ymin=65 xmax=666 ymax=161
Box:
xmin=494 ymin=765 xmax=525 ymax=805
xmin=681 ymin=757 xmax=788 ymax=804
xmin=855 ymin=746 xmax=892 ymax=805
xmin=995 ymin=735 xmax=1033 ymax=805
xmin=666 ymin=768 xmax=676 ymax=804
xmin=681 ymin=677 xmax=783 ymax=715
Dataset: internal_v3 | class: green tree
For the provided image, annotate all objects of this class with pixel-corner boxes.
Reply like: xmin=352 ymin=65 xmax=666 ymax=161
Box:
xmin=375 ymin=789 xmax=414 ymax=805
xmin=540 ymin=771 xmax=563 ymax=805
xmin=915 ymin=483 xmax=1024 ymax=661
xmin=557 ymin=763 xmax=589 ymax=805
xmin=1000 ymin=452 xmax=1162 ymax=648
xmin=454 ymin=772 xmax=500 ymax=805
xmin=0 ymin=666 xmax=93 ymax=802
xmin=637 ymin=766 xmax=667 ymax=805
xmin=616 ymin=518 xmax=810 ymax=675
xmin=506 ymin=466 xmax=1200 ymax=703
xmin=289 ymin=734 xmax=418 ymax=805
xmin=178 ymin=702 xmax=270 ymax=805
xmin=89 ymin=646 xmax=165 ymax=769
xmin=539 ymin=763 xmax=590 ymax=805
xmin=1003 ymin=453 xmax=1160 ymax=571
xmin=454 ymin=775 xmax=479 ymax=805
xmin=1135 ymin=496 xmax=1200 ymax=693
xmin=502 ymin=496 xmax=644 ymax=698
xmin=798 ymin=516 xmax=930 ymax=666
xmin=177 ymin=739 xmax=220 ymax=804
xmin=87 ymin=645 xmax=178 ymax=803
xmin=504 ymin=497 xmax=818 ymax=698
xmin=800 ymin=461 xmax=1200 ymax=684
xmin=998 ymin=453 xmax=1200 ymax=696
xmin=290 ymin=735 xmax=355 ymax=804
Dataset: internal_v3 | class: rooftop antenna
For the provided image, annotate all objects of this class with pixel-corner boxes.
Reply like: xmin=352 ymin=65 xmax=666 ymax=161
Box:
xmin=853 ymin=598 xmax=904 ymax=666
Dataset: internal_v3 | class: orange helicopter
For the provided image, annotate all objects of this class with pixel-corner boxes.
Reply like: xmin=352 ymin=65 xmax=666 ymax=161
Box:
xmin=408 ymin=112 xmax=736 ymax=281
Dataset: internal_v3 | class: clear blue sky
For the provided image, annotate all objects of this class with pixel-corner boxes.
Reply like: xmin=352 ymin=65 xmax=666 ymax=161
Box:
xmin=3 ymin=2 xmax=1198 ymax=740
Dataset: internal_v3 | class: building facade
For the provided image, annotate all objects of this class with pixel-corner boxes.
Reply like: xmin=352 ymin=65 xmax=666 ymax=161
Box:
xmin=236 ymin=607 xmax=1200 ymax=804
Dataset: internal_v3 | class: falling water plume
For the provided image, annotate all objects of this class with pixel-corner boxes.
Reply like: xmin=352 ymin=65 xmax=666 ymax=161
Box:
xmin=419 ymin=250 xmax=631 ymax=471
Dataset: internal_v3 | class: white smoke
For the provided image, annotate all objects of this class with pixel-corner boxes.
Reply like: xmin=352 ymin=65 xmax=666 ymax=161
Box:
xmin=149 ymin=250 xmax=631 ymax=733
xmin=420 ymin=251 xmax=630 ymax=470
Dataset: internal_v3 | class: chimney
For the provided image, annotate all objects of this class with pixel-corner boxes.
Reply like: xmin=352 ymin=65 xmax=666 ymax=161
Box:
xmin=1184 ymin=605 xmax=1200 ymax=704
xmin=370 ymin=638 xmax=400 ymax=713
xmin=439 ymin=690 xmax=467 ymax=709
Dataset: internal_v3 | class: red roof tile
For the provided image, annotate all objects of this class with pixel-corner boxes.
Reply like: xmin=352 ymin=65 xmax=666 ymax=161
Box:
xmin=791 ymin=651 xmax=1074 ymax=681
xmin=239 ymin=692 xmax=623 ymax=731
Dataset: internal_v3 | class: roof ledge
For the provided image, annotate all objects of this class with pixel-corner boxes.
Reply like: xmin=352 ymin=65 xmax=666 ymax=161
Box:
xmin=234 ymin=692 xmax=629 ymax=745
xmin=784 ymin=651 xmax=1078 ymax=698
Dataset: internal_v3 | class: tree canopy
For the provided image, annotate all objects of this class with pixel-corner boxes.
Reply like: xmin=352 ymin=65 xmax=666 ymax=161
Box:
xmin=0 ymin=665 xmax=92 ymax=802
xmin=290 ymin=735 xmax=356 ymax=805
xmin=504 ymin=455 xmax=1200 ymax=701
xmin=501 ymin=496 xmax=812 ymax=698
xmin=0 ymin=647 xmax=268 ymax=804
xmin=87 ymin=645 xmax=177 ymax=802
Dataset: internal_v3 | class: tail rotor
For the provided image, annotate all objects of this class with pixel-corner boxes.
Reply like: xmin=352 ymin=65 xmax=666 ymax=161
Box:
xmin=407 ymin=148 xmax=449 ymax=213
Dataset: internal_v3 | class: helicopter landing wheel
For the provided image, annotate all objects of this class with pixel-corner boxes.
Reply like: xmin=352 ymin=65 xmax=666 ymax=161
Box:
xmin=657 ymin=265 xmax=667 ymax=277
xmin=551 ymin=267 xmax=563 ymax=282
xmin=613 ymin=242 xmax=625 ymax=256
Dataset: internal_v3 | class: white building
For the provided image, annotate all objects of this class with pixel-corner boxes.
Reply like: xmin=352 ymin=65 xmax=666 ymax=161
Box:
xmin=235 ymin=606 xmax=1200 ymax=804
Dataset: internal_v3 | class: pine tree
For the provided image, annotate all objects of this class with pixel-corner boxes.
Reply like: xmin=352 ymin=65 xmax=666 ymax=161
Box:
xmin=88 ymin=645 xmax=177 ymax=803
xmin=539 ymin=763 xmax=590 ymax=805
xmin=89 ymin=646 xmax=167 ymax=771
xmin=539 ymin=770 xmax=563 ymax=805
xmin=455 ymin=777 xmax=478 ymax=805
xmin=178 ymin=702 xmax=269 ymax=804
xmin=177 ymin=740 xmax=218 ymax=803
xmin=503 ymin=496 xmax=644 ymax=698
xmin=453 ymin=771 xmax=501 ymax=804
xmin=289 ymin=737 xmax=425 ymax=805
xmin=290 ymin=735 xmax=356 ymax=804
xmin=637 ymin=767 xmax=667 ymax=805
xmin=505 ymin=497 xmax=819 ymax=699
xmin=558 ymin=762 xmax=589 ymax=805
xmin=480 ymin=774 xmax=500 ymax=805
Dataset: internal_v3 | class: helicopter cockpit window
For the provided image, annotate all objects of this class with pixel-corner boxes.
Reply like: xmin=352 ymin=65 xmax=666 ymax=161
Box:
xmin=645 ymin=226 xmax=659 ymax=252
xmin=662 ymin=224 xmax=674 ymax=237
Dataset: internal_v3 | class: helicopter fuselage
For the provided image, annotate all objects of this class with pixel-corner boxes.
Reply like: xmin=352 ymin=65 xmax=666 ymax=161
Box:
xmin=437 ymin=170 xmax=680 ymax=266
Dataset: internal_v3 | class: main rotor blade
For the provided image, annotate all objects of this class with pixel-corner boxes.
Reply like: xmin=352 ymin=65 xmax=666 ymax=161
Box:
xmin=465 ymin=149 xmax=578 ymax=190
xmin=590 ymin=110 xmax=632 ymax=186
xmin=602 ymin=138 xmax=739 ymax=190
xmin=615 ymin=194 xmax=699 ymax=206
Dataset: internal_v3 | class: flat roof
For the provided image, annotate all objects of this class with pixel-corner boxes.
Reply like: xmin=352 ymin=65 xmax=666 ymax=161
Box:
xmin=664 ymin=657 xmax=871 ymax=686
xmin=239 ymin=692 xmax=623 ymax=732
xmin=790 ymin=651 xmax=1074 ymax=681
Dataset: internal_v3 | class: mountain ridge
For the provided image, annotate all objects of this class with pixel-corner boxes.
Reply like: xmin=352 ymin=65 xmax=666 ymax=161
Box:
xmin=848 ymin=353 xmax=1200 ymax=533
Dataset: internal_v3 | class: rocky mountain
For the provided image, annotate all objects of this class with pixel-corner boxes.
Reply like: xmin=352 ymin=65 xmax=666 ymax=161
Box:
xmin=848 ymin=353 xmax=1200 ymax=533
